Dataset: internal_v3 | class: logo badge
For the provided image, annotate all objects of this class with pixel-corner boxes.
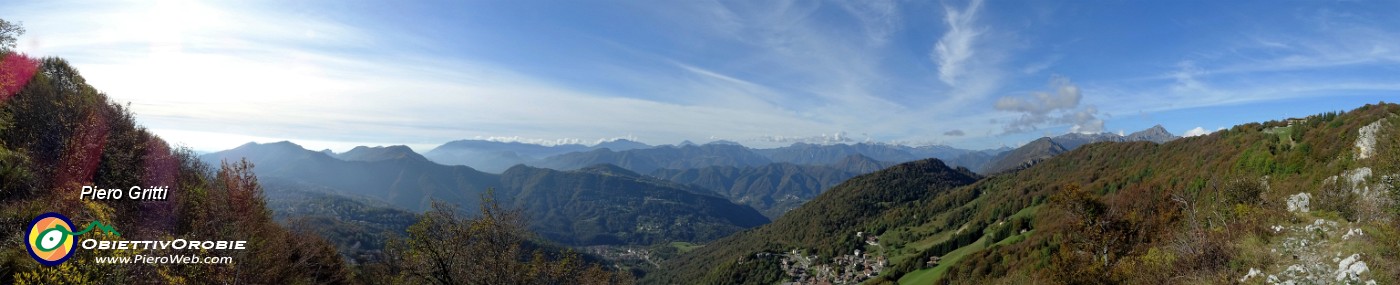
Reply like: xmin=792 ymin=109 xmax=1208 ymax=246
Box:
xmin=26 ymin=212 xmax=77 ymax=266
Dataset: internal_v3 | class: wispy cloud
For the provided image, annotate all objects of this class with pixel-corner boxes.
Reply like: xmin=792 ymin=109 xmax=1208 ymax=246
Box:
xmin=1101 ymin=8 xmax=1400 ymax=115
xmin=839 ymin=0 xmax=901 ymax=46
xmin=933 ymin=0 xmax=985 ymax=87
xmin=11 ymin=0 xmax=1394 ymax=152
xmin=8 ymin=1 xmax=857 ymax=151
xmin=1021 ymin=54 xmax=1061 ymax=75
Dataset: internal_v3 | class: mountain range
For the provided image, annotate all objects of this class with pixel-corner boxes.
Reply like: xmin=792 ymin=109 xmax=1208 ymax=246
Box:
xmin=422 ymin=125 xmax=1173 ymax=181
xmin=977 ymin=125 xmax=1179 ymax=174
xmin=425 ymin=139 xmax=1010 ymax=175
xmin=423 ymin=139 xmax=652 ymax=173
xmin=201 ymin=141 xmax=768 ymax=246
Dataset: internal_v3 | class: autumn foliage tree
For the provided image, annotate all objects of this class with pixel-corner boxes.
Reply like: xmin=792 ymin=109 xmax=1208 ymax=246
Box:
xmin=1046 ymin=183 xmax=1139 ymax=284
xmin=0 ymin=25 xmax=354 ymax=283
xmin=377 ymin=190 xmax=631 ymax=285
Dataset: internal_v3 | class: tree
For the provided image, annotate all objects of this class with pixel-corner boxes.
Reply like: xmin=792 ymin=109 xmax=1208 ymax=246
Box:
xmin=385 ymin=190 xmax=630 ymax=285
xmin=1048 ymin=184 xmax=1133 ymax=284
xmin=0 ymin=18 xmax=22 ymax=52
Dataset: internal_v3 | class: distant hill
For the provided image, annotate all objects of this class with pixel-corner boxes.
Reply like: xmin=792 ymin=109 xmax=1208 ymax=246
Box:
xmin=422 ymin=140 xmax=590 ymax=173
xmin=497 ymin=165 xmax=769 ymax=245
xmin=203 ymin=141 xmax=498 ymax=212
xmin=261 ymin=178 xmax=419 ymax=264
xmin=333 ymin=145 xmax=430 ymax=163
xmin=535 ymin=143 xmax=772 ymax=174
xmin=651 ymin=154 xmax=894 ymax=218
xmin=202 ymin=142 xmax=767 ymax=246
xmin=979 ymin=137 xmax=1069 ymax=174
xmin=594 ymin=139 xmax=651 ymax=151
xmin=754 ymin=142 xmax=917 ymax=165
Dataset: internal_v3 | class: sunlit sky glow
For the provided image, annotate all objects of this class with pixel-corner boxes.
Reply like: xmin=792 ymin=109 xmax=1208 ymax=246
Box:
xmin=6 ymin=0 xmax=1399 ymax=152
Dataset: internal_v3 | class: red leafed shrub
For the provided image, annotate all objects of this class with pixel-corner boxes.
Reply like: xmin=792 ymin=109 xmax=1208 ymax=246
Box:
xmin=0 ymin=53 xmax=40 ymax=102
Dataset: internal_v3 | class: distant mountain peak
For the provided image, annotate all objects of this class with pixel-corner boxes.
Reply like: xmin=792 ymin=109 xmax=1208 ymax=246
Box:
xmin=1125 ymin=124 xmax=1178 ymax=144
xmin=235 ymin=140 xmax=304 ymax=151
xmin=705 ymin=140 xmax=742 ymax=146
xmin=576 ymin=163 xmax=642 ymax=178
xmin=593 ymin=138 xmax=650 ymax=151
xmin=335 ymin=145 xmax=429 ymax=163
xmin=980 ymin=137 xmax=1068 ymax=174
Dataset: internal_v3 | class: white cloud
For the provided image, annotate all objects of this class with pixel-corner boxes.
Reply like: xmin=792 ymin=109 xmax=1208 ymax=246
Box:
xmin=454 ymin=136 xmax=642 ymax=147
xmin=934 ymin=0 xmax=985 ymax=86
xmin=1183 ymin=127 xmax=1210 ymax=137
xmin=994 ymin=76 xmax=1104 ymax=134
xmin=1182 ymin=127 xmax=1226 ymax=137
xmin=994 ymin=78 xmax=1081 ymax=114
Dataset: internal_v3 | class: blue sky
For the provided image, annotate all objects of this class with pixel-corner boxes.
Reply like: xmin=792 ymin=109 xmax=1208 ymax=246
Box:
xmin=5 ymin=0 xmax=1398 ymax=152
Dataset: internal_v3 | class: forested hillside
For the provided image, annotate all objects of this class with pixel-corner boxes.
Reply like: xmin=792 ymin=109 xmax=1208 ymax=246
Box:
xmin=651 ymin=154 xmax=893 ymax=218
xmin=645 ymin=159 xmax=980 ymax=284
xmin=649 ymin=103 xmax=1400 ymax=284
xmin=0 ymin=54 xmax=350 ymax=283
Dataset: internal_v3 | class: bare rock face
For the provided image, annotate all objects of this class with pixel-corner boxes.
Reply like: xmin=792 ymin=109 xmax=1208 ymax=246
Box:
xmin=1355 ymin=120 xmax=1382 ymax=160
xmin=1287 ymin=192 xmax=1311 ymax=213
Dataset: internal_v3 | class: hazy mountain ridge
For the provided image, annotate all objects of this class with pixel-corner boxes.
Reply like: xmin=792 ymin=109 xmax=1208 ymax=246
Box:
xmin=534 ymin=143 xmax=774 ymax=174
xmin=202 ymin=142 xmax=767 ymax=247
xmin=203 ymin=141 xmax=498 ymax=213
xmin=422 ymin=139 xmax=650 ymax=173
xmin=426 ymin=138 xmax=1006 ymax=175
xmin=650 ymin=154 xmax=895 ymax=219
xmin=333 ymin=145 xmax=430 ymax=163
